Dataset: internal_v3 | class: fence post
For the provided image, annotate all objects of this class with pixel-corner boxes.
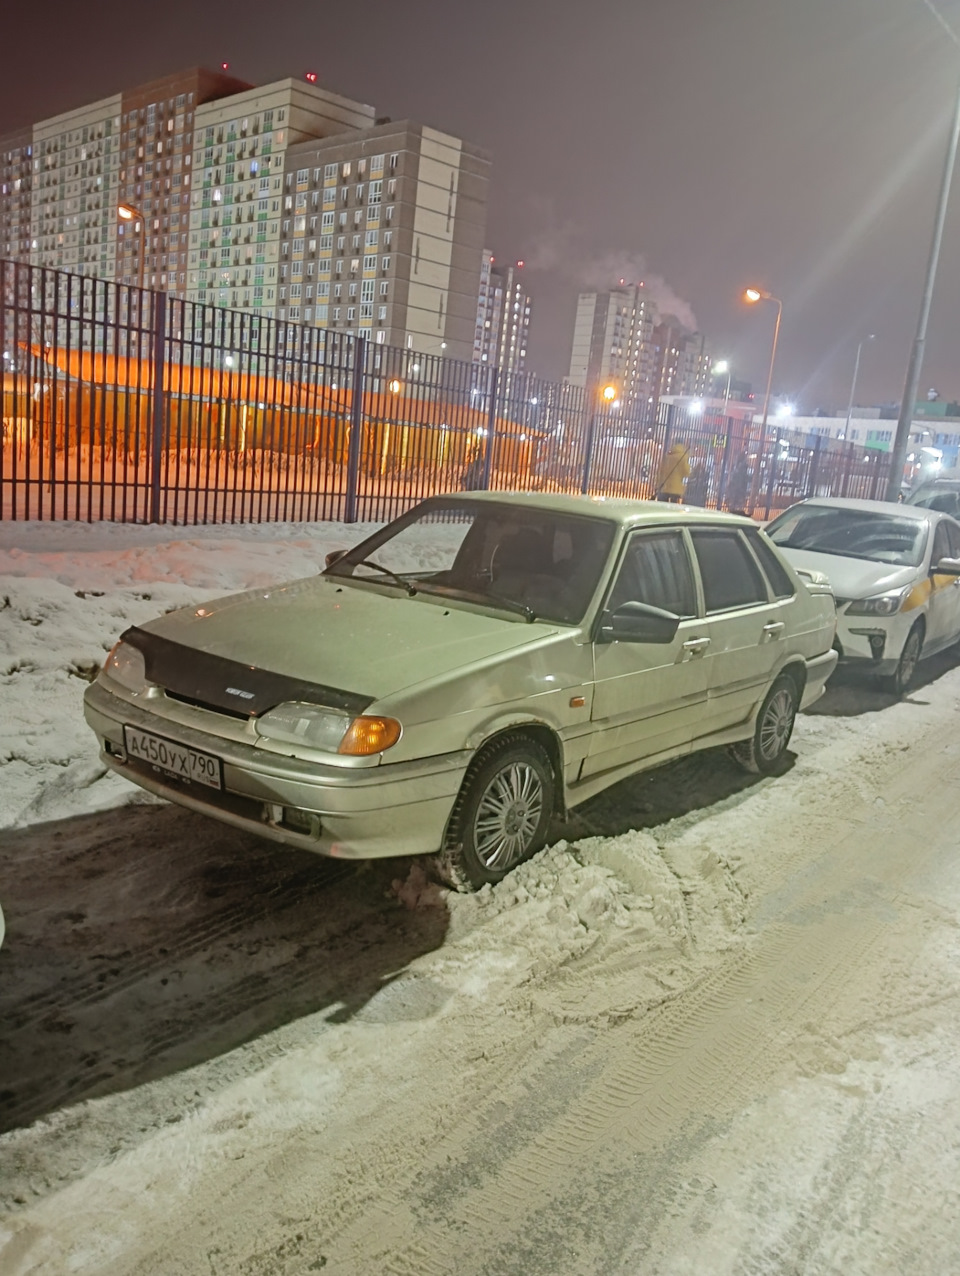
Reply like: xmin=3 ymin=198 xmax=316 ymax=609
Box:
xmin=580 ymin=402 xmax=599 ymax=495
xmin=808 ymin=434 xmax=823 ymax=498
xmin=715 ymin=414 xmax=735 ymax=509
xmin=481 ymin=364 xmax=499 ymax=489
xmin=764 ymin=429 xmax=781 ymax=519
xmin=148 ymin=290 xmax=166 ymax=524
xmin=344 ymin=335 xmax=366 ymax=523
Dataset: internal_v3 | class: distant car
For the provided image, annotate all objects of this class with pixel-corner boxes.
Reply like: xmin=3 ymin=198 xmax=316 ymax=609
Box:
xmin=904 ymin=471 xmax=960 ymax=518
xmin=84 ymin=494 xmax=837 ymax=890
xmin=767 ymin=497 xmax=960 ymax=694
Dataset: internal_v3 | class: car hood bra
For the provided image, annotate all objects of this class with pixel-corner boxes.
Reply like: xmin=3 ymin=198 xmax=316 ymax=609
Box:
xmin=133 ymin=574 xmax=563 ymax=707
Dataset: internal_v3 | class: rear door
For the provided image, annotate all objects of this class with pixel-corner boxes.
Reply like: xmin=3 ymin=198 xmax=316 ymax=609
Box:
xmin=688 ymin=527 xmax=788 ymax=732
xmin=584 ymin=528 xmax=709 ymax=777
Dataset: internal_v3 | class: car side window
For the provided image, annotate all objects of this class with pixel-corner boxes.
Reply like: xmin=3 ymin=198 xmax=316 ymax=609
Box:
xmin=931 ymin=521 xmax=951 ymax=567
xmin=607 ymin=531 xmax=697 ymax=618
xmin=690 ymin=529 xmax=769 ymax=612
xmin=744 ymin=529 xmax=796 ymax=599
xmin=946 ymin=521 xmax=960 ymax=560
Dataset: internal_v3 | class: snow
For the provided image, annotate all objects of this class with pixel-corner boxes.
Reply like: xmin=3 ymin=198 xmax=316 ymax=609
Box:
xmin=2 ymin=518 xmax=960 ymax=1273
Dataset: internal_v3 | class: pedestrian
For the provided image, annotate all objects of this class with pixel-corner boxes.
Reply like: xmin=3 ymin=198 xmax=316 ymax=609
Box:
xmin=460 ymin=444 xmax=484 ymax=491
xmin=724 ymin=453 xmax=751 ymax=514
xmin=654 ymin=442 xmax=690 ymax=503
xmin=685 ymin=457 xmax=710 ymax=506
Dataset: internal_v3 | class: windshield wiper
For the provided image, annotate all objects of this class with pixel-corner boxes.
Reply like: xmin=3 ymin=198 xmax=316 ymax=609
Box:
xmin=469 ymin=589 xmax=536 ymax=622
xmin=352 ymin=558 xmax=418 ymax=596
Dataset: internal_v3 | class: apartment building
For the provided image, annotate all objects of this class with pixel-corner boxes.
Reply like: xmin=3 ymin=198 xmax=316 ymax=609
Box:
xmin=473 ymin=252 xmax=532 ymax=374
xmin=188 ymin=80 xmax=375 ymax=312
xmin=1 ymin=68 xmax=250 ymax=288
xmin=274 ymin=119 xmax=489 ymax=361
xmin=115 ymin=68 xmax=251 ymax=294
xmin=28 ymin=91 xmax=123 ymax=280
xmin=567 ymin=284 xmax=657 ymax=407
xmin=0 ymin=126 xmax=33 ymax=262
xmin=652 ymin=320 xmax=712 ymax=404
xmin=2 ymin=70 xmax=492 ymax=362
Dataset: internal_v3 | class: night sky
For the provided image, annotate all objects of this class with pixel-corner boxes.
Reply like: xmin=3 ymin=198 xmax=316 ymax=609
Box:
xmin=4 ymin=0 xmax=960 ymax=410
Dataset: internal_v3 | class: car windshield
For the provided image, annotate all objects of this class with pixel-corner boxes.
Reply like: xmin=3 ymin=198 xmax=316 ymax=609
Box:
xmin=324 ymin=498 xmax=616 ymax=624
xmin=766 ymin=505 xmax=927 ymax=566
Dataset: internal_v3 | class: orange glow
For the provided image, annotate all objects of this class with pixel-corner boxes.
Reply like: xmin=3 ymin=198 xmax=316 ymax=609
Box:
xmin=602 ymin=384 xmax=617 ymax=401
xmin=338 ymin=716 xmax=402 ymax=756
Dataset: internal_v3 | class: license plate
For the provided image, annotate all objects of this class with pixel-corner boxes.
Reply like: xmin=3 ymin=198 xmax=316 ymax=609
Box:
xmin=122 ymin=725 xmax=223 ymax=790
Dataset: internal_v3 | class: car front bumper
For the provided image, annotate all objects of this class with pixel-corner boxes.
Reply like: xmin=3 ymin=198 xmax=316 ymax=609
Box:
xmin=835 ymin=609 xmax=915 ymax=676
xmin=84 ymin=681 xmax=470 ymax=860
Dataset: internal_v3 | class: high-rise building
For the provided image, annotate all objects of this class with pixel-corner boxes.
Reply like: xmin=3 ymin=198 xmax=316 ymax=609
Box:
xmin=188 ymin=79 xmax=375 ymax=312
xmin=275 ymin=120 xmax=489 ymax=360
xmin=2 ymin=71 xmax=490 ymax=361
xmin=652 ymin=320 xmax=711 ymax=404
xmin=2 ymin=68 xmax=251 ymax=287
xmin=567 ymin=284 xmax=657 ymax=408
xmin=0 ymin=126 xmax=33 ymax=263
xmin=473 ymin=252 xmax=532 ymax=374
xmin=116 ymin=68 xmax=253 ymax=295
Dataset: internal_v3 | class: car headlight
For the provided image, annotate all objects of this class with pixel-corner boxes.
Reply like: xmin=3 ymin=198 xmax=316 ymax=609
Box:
xmin=103 ymin=640 xmax=147 ymax=692
xmin=255 ymin=702 xmax=402 ymax=756
xmin=845 ymin=587 xmax=911 ymax=616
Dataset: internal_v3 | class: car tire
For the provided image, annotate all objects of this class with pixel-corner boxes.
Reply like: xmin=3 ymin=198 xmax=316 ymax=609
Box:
xmin=882 ymin=622 xmax=923 ymax=696
xmin=438 ymin=734 xmax=555 ymax=891
xmin=729 ymin=673 xmax=799 ymax=776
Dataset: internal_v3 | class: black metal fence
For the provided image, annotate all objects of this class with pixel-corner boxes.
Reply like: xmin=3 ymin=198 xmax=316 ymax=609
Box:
xmin=1 ymin=260 xmax=892 ymax=525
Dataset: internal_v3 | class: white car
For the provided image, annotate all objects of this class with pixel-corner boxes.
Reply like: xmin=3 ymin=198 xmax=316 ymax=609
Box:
xmin=767 ymin=498 xmax=960 ymax=694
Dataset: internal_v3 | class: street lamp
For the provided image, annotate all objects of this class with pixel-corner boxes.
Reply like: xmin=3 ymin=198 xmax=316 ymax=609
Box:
xmin=743 ymin=287 xmax=783 ymax=440
xmin=843 ymin=334 xmax=874 ymax=440
xmin=887 ymin=74 xmax=960 ymax=499
xmin=118 ymin=203 xmax=146 ymax=292
xmin=712 ymin=359 xmax=732 ymax=417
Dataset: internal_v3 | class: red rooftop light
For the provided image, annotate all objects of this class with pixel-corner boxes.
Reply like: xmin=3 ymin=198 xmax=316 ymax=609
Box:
xmin=305 ymin=71 xmax=318 ymax=83
xmin=221 ymin=61 xmax=229 ymax=70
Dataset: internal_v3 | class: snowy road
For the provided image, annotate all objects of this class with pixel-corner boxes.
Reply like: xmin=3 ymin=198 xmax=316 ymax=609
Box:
xmin=2 ymin=522 xmax=960 ymax=1274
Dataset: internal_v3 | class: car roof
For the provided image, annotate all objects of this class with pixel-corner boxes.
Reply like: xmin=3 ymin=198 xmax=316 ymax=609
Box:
xmin=432 ymin=489 xmax=757 ymax=530
xmin=782 ymin=496 xmax=944 ymax=523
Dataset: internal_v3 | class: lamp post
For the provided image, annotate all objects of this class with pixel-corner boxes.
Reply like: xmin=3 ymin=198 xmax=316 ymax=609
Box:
xmin=843 ymin=334 xmax=874 ymax=440
xmin=118 ymin=202 xmax=146 ymax=293
xmin=581 ymin=382 xmax=617 ymax=494
xmin=886 ymin=76 xmax=960 ymax=500
xmin=743 ymin=288 xmax=783 ymax=438
xmin=712 ymin=359 xmax=732 ymax=417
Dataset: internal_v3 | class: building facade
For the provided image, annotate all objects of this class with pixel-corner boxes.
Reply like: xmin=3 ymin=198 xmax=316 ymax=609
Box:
xmin=2 ymin=70 xmax=490 ymax=362
xmin=187 ymin=80 xmax=375 ymax=312
xmin=473 ymin=252 xmax=532 ymax=374
xmin=274 ymin=119 xmax=489 ymax=360
xmin=567 ymin=284 xmax=657 ymax=408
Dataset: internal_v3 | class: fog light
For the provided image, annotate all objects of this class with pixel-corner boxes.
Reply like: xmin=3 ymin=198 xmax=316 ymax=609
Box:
xmin=282 ymin=806 xmax=318 ymax=834
xmin=869 ymin=634 xmax=886 ymax=658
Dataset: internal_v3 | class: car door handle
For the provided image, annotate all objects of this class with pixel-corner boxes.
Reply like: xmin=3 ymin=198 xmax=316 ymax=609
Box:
xmin=682 ymin=636 xmax=711 ymax=653
xmin=762 ymin=621 xmax=785 ymax=637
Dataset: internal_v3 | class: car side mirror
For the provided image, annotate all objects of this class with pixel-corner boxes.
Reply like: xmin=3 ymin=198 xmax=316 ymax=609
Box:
xmin=932 ymin=556 xmax=960 ymax=576
xmin=324 ymin=548 xmax=349 ymax=569
xmin=598 ymin=601 xmax=681 ymax=645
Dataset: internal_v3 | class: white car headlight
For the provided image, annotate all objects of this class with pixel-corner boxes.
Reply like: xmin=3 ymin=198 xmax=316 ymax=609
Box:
xmin=256 ymin=702 xmax=352 ymax=751
xmin=846 ymin=586 xmax=911 ymax=617
xmin=103 ymin=640 xmax=147 ymax=692
xmin=256 ymin=702 xmax=402 ymax=756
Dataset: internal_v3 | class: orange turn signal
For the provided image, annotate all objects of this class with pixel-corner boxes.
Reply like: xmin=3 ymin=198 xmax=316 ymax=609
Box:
xmin=338 ymin=716 xmax=402 ymax=756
